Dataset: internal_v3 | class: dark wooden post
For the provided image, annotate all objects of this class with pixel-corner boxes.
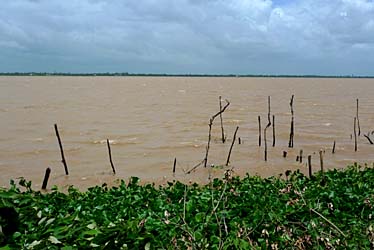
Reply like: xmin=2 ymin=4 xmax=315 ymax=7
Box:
xmin=173 ymin=157 xmax=177 ymax=174
xmin=219 ymin=96 xmax=226 ymax=143
xmin=354 ymin=117 xmax=358 ymax=152
xmin=258 ymin=116 xmax=261 ymax=147
xmin=54 ymin=124 xmax=69 ymax=175
xmin=308 ymin=155 xmax=312 ymax=178
xmin=332 ymin=141 xmax=336 ymax=154
xmin=288 ymin=95 xmax=294 ymax=148
xmin=264 ymin=96 xmax=271 ymax=161
xmin=357 ymin=99 xmax=361 ymax=136
xmin=272 ymin=115 xmax=275 ymax=147
xmin=41 ymin=167 xmax=51 ymax=190
xmin=226 ymin=126 xmax=239 ymax=166
xmin=319 ymin=150 xmax=324 ymax=173
xmin=204 ymin=100 xmax=230 ymax=167
xmin=107 ymin=139 xmax=116 ymax=174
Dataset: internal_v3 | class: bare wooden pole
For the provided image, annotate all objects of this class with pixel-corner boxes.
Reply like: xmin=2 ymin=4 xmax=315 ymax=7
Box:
xmin=332 ymin=141 xmax=336 ymax=154
xmin=107 ymin=139 xmax=116 ymax=174
xmin=354 ymin=117 xmax=358 ymax=152
xmin=258 ymin=116 xmax=261 ymax=147
xmin=319 ymin=150 xmax=324 ymax=173
xmin=272 ymin=115 xmax=275 ymax=147
xmin=357 ymin=99 xmax=361 ymax=136
xmin=41 ymin=167 xmax=51 ymax=190
xmin=308 ymin=155 xmax=312 ymax=178
xmin=264 ymin=96 xmax=271 ymax=161
xmin=173 ymin=157 xmax=177 ymax=174
xmin=288 ymin=95 xmax=294 ymax=148
xmin=238 ymin=137 xmax=241 ymax=145
xmin=283 ymin=151 xmax=287 ymax=158
xmin=219 ymin=96 xmax=226 ymax=143
xmin=299 ymin=149 xmax=303 ymax=163
xmin=204 ymin=99 xmax=230 ymax=167
xmin=226 ymin=126 xmax=239 ymax=166
xmin=54 ymin=124 xmax=69 ymax=175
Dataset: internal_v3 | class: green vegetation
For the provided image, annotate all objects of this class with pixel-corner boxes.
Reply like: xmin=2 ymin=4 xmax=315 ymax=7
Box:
xmin=1 ymin=165 xmax=374 ymax=249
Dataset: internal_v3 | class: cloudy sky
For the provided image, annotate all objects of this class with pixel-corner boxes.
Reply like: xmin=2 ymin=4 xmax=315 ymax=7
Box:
xmin=0 ymin=0 xmax=374 ymax=75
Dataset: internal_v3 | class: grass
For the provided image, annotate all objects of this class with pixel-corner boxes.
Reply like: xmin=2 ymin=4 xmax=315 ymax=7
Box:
xmin=1 ymin=164 xmax=374 ymax=249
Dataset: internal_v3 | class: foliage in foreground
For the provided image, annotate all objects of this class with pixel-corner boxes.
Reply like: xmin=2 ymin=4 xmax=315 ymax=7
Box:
xmin=1 ymin=164 xmax=374 ymax=249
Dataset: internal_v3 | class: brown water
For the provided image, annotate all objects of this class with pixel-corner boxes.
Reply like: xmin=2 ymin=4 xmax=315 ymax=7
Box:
xmin=1 ymin=76 xmax=373 ymax=190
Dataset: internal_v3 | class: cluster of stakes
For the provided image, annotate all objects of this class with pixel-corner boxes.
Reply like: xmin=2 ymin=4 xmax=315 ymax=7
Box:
xmin=42 ymin=96 xmax=372 ymax=189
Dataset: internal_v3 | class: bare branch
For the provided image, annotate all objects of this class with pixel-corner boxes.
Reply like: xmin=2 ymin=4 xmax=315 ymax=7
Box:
xmin=364 ymin=132 xmax=374 ymax=145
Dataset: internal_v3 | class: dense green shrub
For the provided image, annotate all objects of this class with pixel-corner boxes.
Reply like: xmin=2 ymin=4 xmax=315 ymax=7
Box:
xmin=1 ymin=164 xmax=374 ymax=249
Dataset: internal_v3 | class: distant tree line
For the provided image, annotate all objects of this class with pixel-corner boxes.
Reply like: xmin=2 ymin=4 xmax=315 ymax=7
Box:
xmin=0 ymin=72 xmax=373 ymax=78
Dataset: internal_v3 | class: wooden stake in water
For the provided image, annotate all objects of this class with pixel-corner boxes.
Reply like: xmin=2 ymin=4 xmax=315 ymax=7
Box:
xmin=258 ymin=115 xmax=261 ymax=147
xmin=357 ymin=98 xmax=361 ymax=136
xmin=288 ymin=95 xmax=295 ymax=148
xmin=226 ymin=126 xmax=239 ymax=166
xmin=332 ymin=141 xmax=336 ymax=154
xmin=272 ymin=115 xmax=275 ymax=147
xmin=107 ymin=139 xmax=116 ymax=174
xmin=283 ymin=151 xmax=287 ymax=158
xmin=264 ymin=96 xmax=271 ymax=161
xmin=308 ymin=155 xmax=312 ymax=178
xmin=41 ymin=167 xmax=51 ymax=190
xmin=238 ymin=137 xmax=241 ymax=145
xmin=299 ymin=149 xmax=303 ymax=163
xmin=204 ymin=99 xmax=230 ymax=167
xmin=173 ymin=157 xmax=177 ymax=174
xmin=219 ymin=96 xmax=226 ymax=143
xmin=54 ymin=124 xmax=69 ymax=175
xmin=319 ymin=150 xmax=324 ymax=173
xmin=354 ymin=117 xmax=358 ymax=152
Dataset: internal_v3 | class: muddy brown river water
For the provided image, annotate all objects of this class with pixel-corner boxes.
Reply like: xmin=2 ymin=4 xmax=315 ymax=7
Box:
xmin=0 ymin=76 xmax=373 ymax=190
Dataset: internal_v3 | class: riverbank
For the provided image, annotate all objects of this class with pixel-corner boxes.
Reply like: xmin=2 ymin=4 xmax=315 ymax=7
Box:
xmin=1 ymin=164 xmax=373 ymax=249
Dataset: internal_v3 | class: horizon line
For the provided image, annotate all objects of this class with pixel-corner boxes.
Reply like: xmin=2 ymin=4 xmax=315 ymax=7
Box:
xmin=0 ymin=72 xmax=373 ymax=78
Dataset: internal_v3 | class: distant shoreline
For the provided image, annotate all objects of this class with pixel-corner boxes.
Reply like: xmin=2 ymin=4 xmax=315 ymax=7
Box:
xmin=0 ymin=72 xmax=373 ymax=79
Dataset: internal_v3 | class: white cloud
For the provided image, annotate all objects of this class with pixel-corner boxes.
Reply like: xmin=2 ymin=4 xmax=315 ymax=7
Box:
xmin=0 ymin=0 xmax=373 ymax=74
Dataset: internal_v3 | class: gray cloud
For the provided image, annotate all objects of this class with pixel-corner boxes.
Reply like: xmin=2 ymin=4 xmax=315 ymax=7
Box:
xmin=0 ymin=0 xmax=373 ymax=75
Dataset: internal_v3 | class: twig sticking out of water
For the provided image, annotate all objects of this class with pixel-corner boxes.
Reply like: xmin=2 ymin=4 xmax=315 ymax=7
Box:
xmin=54 ymin=124 xmax=69 ymax=175
xmin=258 ymin=116 xmax=261 ymax=147
xmin=354 ymin=117 xmax=358 ymax=152
xmin=299 ymin=149 xmax=303 ymax=163
xmin=332 ymin=141 xmax=336 ymax=154
xmin=264 ymin=96 xmax=271 ymax=161
xmin=186 ymin=160 xmax=204 ymax=174
xmin=219 ymin=96 xmax=226 ymax=143
xmin=107 ymin=139 xmax=116 ymax=174
xmin=288 ymin=95 xmax=295 ymax=148
xmin=226 ymin=126 xmax=239 ymax=166
xmin=204 ymin=99 xmax=230 ymax=167
xmin=356 ymin=99 xmax=361 ymax=136
xmin=41 ymin=167 xmax=51 ymax=190
xmin=364 ymin=132 xmax=374 ymax=145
